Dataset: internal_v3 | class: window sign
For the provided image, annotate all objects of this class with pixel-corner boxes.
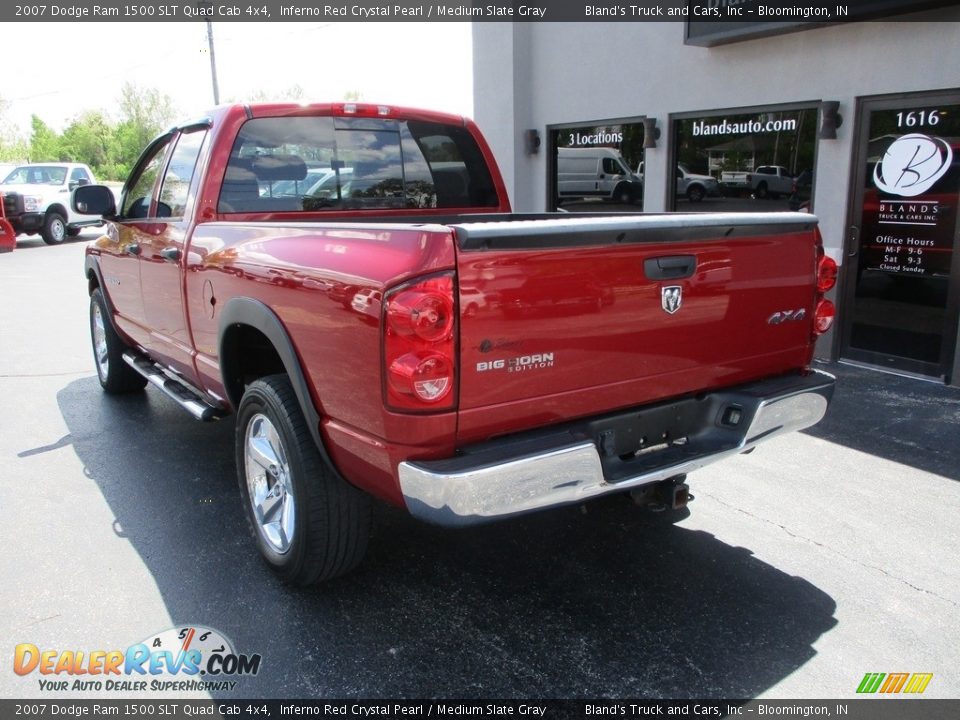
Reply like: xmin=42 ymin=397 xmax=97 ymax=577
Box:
xmin=672 ymin=107 xmax=818 ymax=212
xmin=860 ymin=109 xmax=959 ymax=278
xmin=550 ymin=121 xmax=647 ymax=211
xmin=841 ymin=95 xmax=960 ymax=379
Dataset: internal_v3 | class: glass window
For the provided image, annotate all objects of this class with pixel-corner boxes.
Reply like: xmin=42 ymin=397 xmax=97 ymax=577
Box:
xmin=550 ymin=121 xmax=647 ymax=211
xmin=218 ymin=116 xmax=498 ymax=213
xmin=4 ymin=165 xmax=67 ymax=185
xmin=158 ymin=130 xmax=207 ymax=218
xmin=122 ymin=138 xmax=173 ymax=218
xmin=672 ymin=107 xmax=817 ymax=211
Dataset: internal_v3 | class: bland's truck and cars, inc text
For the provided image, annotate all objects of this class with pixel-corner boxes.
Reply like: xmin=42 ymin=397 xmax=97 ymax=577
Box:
xmin=74 ymin=102 xmax=837 ymax=585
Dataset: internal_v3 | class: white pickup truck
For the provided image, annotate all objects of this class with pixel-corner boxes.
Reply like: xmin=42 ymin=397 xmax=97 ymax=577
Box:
xmin=0 ymin=163 xmax=102 ymax=244
xmin=721 ymin=165 xmax=794 ymax=199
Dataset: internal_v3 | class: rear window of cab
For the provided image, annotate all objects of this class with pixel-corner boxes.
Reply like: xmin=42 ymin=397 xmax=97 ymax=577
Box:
xmin=218 ymin=116 xmax=499 ymax=213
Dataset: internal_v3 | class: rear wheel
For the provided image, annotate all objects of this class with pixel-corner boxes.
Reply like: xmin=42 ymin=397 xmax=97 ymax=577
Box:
xmin=236 ymin=375 xmax=371 ymax=586
xmin=41 ymin=212 xmax=67 ymax=244
xmin=89 ymin=288 xmax=147 ymax=393
xmin=755 ymin=182 xmax=769 ymax=199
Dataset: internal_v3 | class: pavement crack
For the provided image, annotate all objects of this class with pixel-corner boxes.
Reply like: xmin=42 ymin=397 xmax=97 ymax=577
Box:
xmin=700 ymin=489 xmax=960 ymax=610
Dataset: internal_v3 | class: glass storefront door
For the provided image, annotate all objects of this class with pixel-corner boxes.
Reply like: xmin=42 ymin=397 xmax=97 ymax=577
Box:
xmin=840 ymin=92 xmax=960 ymax=381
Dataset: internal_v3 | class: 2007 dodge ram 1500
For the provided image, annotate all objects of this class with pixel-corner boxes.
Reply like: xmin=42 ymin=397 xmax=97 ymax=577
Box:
xmin=75 ymin=102 xmax=837 ymax=586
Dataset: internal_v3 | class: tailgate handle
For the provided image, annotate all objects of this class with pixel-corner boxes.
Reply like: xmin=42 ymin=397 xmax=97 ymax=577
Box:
xmin=644 ymin=255 xmax=696 ymax=280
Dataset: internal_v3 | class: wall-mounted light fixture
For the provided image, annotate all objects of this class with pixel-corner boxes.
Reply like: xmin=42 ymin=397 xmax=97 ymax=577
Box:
xmin=524 ymin=129 xmax=541 ymax=155
xmin=642 ymin=118 xmax=660 ymax=149
xmin=819 ymin=101 xmax=843 ymax=140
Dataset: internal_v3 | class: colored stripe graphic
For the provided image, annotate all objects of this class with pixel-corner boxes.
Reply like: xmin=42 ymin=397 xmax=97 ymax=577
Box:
xmin=856 ymin=672 xmax=933 ymax=694
xmin=880 ymin=673 xmax=909 ymax=693
xmin=857 ymin=673 xmax=885 ymax=693
xmin=904 ymin=673 xmax=933 ymax=694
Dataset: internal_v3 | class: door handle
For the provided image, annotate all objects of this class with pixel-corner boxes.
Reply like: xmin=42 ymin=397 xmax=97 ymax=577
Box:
xmin=644 ymin=255 xmax=697 ymax=281
xmin=848 ymin=226 xmax=860 ymax=257
xmin=125 ymin=243 xmax=141 ymax=256
xmin=159 ymin=247 xmax=181 ymax=262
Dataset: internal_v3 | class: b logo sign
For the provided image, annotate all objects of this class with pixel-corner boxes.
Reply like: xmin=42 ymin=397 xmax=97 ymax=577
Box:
xmin=873 ymin=133 xmax=953 ymax=197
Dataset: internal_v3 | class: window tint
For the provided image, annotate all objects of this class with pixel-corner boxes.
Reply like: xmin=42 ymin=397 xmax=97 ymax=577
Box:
xmin=158 ymin=130 xmax=206 ymax=218
xmin=123 ymin=138 xmax=173 ymax=218
xmin=219 ymin=116 xmax=498 ymax=213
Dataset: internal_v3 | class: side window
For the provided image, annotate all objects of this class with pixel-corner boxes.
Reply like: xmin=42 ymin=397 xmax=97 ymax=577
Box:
xmin=122 ymin=137 xmax=173 ymax=219
xmin=158 ymin=130 xmax=207 ymax=218
xmin=602 ymin=158 xmax=620 ymax=174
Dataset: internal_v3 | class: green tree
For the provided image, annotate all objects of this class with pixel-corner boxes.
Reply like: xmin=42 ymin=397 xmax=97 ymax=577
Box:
xmin=60 ymin=111 xmax=115 ymax=177
xmin=0 ymin=95 xmax=28 ymax=162
xmin=29 ymin=115 xmax=62 ymax=161
xmin=111 ymin=82 xmax=177 ymax=179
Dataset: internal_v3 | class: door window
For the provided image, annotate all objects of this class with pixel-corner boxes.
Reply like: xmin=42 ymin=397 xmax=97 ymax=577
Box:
xmin=841 ymin=98 xmax=960 ymax=378
xmin=122 ymin=138 xmax=173 ymax=219
xmin=158 ymin=130 xmax=207 ymax=218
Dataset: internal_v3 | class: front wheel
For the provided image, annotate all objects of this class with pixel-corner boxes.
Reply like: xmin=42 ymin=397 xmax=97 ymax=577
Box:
xmin=686 ymin=185 xmax=705 ymax=202
xmin=89 ymin=288 xmax=148 ymax=394
xmin=41 ymin=212 xmax=67 ymax=244
xmin=613 ymin=183 xmax=634 ymax=205
xmin=236 ymin=375 xmax=371 ymax=586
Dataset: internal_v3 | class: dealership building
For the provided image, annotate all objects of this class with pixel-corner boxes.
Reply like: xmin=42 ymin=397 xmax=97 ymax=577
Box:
xmin=472 ymin=4 xmax=960 ymax=384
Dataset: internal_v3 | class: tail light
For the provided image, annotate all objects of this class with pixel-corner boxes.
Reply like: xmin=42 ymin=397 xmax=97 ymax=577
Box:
xmin=814 ymin=299 xmax=835 ymax=334
xmin=812 ymin=245 xmax=837 ymax=337
xmin=383 ymin=273 xmax=457 ymax=412
xmin=817 ymin=254 xmax=838 ymax=293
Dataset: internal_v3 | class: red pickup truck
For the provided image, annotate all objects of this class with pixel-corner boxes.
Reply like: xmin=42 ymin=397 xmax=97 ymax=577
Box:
xmin=75 ymin=102 xmax=837 ymax=586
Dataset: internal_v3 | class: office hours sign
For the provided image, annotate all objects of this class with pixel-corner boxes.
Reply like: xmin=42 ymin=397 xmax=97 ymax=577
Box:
xmin=862 ymin=106 xmax=960 ymax=278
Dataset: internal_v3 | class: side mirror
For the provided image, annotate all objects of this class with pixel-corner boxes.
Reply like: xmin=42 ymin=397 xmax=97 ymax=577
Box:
xmin=73 ymin=184 xmax=117 ymax=218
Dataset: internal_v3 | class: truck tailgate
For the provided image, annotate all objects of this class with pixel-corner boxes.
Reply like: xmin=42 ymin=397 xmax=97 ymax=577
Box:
xmin=453 ymin=213 xmax=820 ymax=444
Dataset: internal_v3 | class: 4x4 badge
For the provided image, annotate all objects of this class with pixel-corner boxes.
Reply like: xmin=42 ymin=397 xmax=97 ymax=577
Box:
xmin=661 ymin=286 xmax=682 ymax=314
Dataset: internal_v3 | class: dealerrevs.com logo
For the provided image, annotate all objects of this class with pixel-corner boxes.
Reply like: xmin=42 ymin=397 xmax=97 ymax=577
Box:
xmin=13 ymin=626 xmax=261 ymax=693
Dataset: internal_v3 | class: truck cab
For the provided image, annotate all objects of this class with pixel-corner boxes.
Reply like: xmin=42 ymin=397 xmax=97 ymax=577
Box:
xmin=0 ymin=163 xmax=102 ymax=244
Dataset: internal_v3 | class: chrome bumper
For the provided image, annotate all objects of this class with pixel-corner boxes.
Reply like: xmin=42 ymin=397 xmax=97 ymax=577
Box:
xmin=399 ymin=370 xmax=834 ymax=527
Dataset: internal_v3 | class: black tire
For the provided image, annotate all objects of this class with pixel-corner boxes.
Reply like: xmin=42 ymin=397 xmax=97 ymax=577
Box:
xmin=755 ymin=182 xmax=769 ymax=200
xmin=41 ymin=212 xmax=67 ymax=244
xmin=67 ymin=226 xmax=82 ymax=238
xmin=89 ymin=288 xmax=148 ymax=394
xmin=613 ymin=183 xmax=634 ymax=205
xmin=686 ymin=185 xmax=705 ymax=202
xmin=236 ymin=375 xmax=371 ymax=586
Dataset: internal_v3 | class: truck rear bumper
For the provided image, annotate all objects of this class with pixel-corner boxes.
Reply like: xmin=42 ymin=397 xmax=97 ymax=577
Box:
xmin=398 ymin=369 xmax=834 ymax=527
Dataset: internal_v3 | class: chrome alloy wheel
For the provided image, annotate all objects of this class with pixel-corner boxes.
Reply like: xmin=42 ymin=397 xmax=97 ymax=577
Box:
xmin=91 ymin=300 xmax=109 ymax=381
xmin=244 ymin=413 xmax=296 ymax=554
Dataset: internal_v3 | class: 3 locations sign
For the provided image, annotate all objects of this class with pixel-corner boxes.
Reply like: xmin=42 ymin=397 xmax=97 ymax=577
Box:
xmin=861 ymin=106 xmax=960 ymax=278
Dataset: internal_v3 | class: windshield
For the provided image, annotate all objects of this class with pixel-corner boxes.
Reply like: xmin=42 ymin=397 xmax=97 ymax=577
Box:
xmin=3 ymin=165 xmax=67 ymax=185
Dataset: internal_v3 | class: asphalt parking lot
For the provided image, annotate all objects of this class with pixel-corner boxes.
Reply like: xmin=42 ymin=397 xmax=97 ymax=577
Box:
xmin=2 ymin=234 xmax=959 ymax=700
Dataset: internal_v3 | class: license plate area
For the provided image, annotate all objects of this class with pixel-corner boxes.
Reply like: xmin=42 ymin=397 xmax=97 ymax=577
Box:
xmin=587 ymin=393 xmax=754 ymax=483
